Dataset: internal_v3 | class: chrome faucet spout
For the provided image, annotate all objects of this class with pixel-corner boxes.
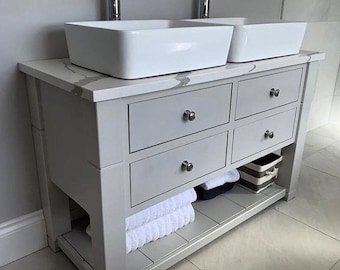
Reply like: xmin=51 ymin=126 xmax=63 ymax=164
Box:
xmin=200 ymin=0 xmax=210 ymax=18
xmin=110 ymin=0 xmax=120 ymax=20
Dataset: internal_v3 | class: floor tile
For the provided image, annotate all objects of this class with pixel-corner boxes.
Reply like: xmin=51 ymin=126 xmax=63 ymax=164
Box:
xmin=275 ymin=165 xmax=340 ymax=241
xmin=305 ymin=132 xmax=338 ymax=150
xmin=168 ymin=259 xmax=200 ymax=270
xmin=0 ymin=248 xmax=76 ymax=270
xmin=188 ymin=208 xmax=340 ymax=270
xmin=302 ymin=144 xmax=320 ymax=160
xmin=302 ymin=124 xmax=339 ymax=160
xmin=303 ymin=142 xmax=340 ymax=178
xmin=302 ymin=132 xmax=337 ymax=159
xmin=322 ymin=141 xmax=340 ymax=165
xmin=331 ymin=259 xmax=340 ymax=270
xmin=310 ymin=123 xmax=340 ymax=141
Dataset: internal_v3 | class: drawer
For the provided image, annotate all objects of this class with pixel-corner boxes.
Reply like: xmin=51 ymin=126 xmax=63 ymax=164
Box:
xmin=232 ymin=109 xmax=297 ymax=162
xmin=235 ymin=68 xmax=302 ymax=119
xmin=129 ymin=84 xmax=231 ymax=152
xmin=130 ymin=132 xmax=227 ymax=206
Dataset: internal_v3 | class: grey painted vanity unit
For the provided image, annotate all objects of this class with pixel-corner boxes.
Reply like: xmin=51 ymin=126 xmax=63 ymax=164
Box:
xmin=19 ymin=51 xmax=324 ymax=270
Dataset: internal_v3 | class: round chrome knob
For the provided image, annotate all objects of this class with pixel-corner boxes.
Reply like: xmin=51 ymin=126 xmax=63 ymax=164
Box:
xmin=264 ymin=130 xmax=274 ymax=139
xmin=181 ymin=161 xmax=194 ymax=172
xmin=183 ymin=110 xmax=196 ymax=121
xmin=270 ymin=88 xmax=280 ymax=97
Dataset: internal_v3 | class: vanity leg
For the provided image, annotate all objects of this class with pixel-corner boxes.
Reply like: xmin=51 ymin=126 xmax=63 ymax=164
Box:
xmin=32 ymin=123 xmax=72 ymax=251
xmin=89 ymin=164 xmax=127 ymax=270
xmin=277 ymin=62 xmax=321 ymax=201
xmin=26 ymin=75 xmax=72 ymax=251
xmin=279 ymin=143 xmax=301 ymax=201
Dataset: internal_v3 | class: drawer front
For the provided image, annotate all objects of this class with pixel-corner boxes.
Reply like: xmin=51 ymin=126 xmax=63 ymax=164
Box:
xmin=130 ymin=132 xmax=227 ymax=206
xmin=232 ymin=109 xmax=297 ymax=162
xmin=235 ymin=68 xmax=302 ymax=119
xmin=129 ymin=84 xmax=231 ymax=152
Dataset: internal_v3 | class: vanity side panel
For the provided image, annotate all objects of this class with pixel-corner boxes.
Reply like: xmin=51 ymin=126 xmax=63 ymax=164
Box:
xmin=278 ymin=62 xmax=321 ymax=200
xmin=40 ymin=81 xmax=124 ymax=169
xmin=39 ymin=82 xmax=123 ymax=210
xmin=39 ymin=82 xmax=95 ymax=211
xmin=41 ymin=81 xmax=99 ymax=165
xmin=39 ymin=82 xmax=130 ymax=269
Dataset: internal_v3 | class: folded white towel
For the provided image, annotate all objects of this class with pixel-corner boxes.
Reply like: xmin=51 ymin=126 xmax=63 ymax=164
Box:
xmin=200 ymin=169 xmax=240 ymax=190
xmin=125 ymin=188 xmax=196 ymax=231
xmin=86 ymin=204 xmax=195 ymax=254
xmin=126 ymin=204 xmax=195 ymax=253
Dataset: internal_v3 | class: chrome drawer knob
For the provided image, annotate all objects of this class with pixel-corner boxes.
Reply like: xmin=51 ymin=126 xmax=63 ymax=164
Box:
xmin=181 ymin=161 xmax=194 ymax=172
xmin=270 ymin=88 xmax=280 ymax=97
xmin=264 ymin=130 xmax=274 ymax=139
xmin=183 ymin=110 xmax=196 ymax=121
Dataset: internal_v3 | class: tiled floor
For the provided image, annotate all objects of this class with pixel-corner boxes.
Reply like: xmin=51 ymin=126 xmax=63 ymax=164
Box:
xmin=2 ymin=123 xmax=340 ymax=270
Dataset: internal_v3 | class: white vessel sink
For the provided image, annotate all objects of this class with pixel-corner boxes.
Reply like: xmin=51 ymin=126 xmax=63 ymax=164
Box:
xmin=186 ymin=18 xmax=306 ymax=62
xmin=65 ymin=20 xmax=233 ymax=79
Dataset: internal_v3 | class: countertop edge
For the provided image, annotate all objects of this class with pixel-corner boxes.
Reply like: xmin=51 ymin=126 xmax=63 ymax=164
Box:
xmin=18 ymin=51 xmax=325 ymax=103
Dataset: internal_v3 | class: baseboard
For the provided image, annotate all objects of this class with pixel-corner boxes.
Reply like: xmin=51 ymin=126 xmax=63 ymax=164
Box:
xmin=0 ymin=210 xmax=48 ymax=267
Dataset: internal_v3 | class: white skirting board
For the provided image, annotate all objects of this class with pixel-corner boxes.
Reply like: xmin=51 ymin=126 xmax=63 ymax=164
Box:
xmin=0 ymin=210 xmax=48 ymax=267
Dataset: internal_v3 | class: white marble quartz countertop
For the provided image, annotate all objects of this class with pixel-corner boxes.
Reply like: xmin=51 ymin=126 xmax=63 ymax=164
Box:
xmin=19 ymin=51 xmax=325 ymax=102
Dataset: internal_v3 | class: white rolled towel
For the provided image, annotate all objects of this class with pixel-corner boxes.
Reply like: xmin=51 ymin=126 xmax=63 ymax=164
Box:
xmin=125 ymin=188 xmax=197 ymax=231
xmin=200 ymin=169 xmax=240 ymax=190
xmin=86 ymin=204 xmax=195 ymax=254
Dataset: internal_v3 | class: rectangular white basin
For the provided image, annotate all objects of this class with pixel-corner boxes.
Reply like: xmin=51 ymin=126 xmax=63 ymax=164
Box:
xmin=64 ymin=20 xmax=233 ymax=79
xmin=186 ymin=18 xmax=306 ymax=62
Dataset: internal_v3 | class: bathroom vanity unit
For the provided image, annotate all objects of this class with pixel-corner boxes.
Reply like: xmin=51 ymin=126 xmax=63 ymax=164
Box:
xmin=19 ymin=51 xmax=324 ymax=270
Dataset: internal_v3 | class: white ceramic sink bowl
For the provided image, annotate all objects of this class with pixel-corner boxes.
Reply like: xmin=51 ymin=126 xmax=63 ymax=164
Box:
xmin=186 ymin=18 xmax=306 ymax=62
xmin=65 ymin=20 xmax=233 ymax=79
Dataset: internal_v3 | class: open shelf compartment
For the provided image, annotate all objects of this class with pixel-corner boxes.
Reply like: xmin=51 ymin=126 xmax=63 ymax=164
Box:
xmin=58 ymin=184 xmax=286 ymax=270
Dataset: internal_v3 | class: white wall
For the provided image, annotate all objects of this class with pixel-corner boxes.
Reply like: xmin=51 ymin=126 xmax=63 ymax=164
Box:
xmin=0 ymin=0 xmax=102 ymax=224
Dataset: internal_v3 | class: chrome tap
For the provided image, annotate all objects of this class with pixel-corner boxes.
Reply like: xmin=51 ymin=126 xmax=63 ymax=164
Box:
xmin=110 ymin=0 xmax=120 ymax=20
xmin=200 ymin=0 xmax=210 ymax=18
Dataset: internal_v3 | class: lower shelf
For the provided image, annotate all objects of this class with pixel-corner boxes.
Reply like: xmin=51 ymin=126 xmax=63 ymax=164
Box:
xmin=58 ymin=184 xmax=286 ymax=270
